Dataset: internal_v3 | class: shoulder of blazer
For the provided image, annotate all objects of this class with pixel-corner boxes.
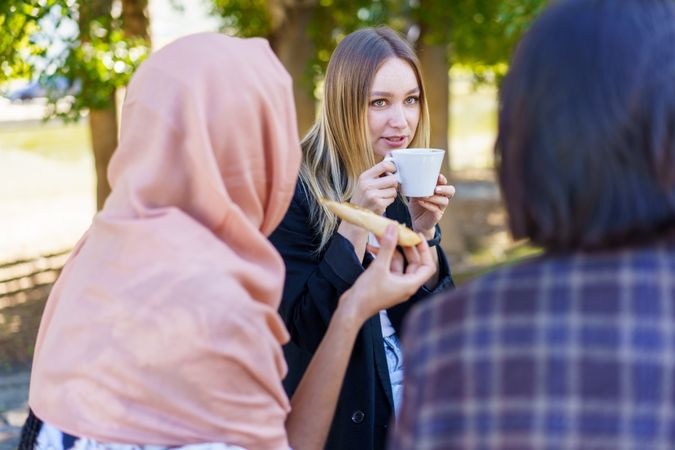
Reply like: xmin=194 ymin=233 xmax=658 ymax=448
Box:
xmin=291 ymin=178 xmax=316 ymax=212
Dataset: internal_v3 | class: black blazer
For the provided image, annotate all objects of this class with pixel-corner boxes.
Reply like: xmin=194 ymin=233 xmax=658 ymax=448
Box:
xmin=269 ymin=180 xmax=454 ymax=450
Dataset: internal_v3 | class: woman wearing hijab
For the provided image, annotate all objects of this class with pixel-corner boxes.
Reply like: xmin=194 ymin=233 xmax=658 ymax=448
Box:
xmin=23 ymin=33 xmax=435 ymax=450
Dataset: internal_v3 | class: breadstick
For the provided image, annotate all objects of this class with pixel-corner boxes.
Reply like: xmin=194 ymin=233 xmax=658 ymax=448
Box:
xmin=320 ymin=199 xmax=422 ymax=247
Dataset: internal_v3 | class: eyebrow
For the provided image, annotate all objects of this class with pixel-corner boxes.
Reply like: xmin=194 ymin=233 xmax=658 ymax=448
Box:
xmin=370 ymin=87 xmax=420 ymax=97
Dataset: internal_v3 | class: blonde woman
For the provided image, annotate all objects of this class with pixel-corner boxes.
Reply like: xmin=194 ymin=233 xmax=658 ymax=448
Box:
xmin=270 ymin=27 xmax=455 ymax=450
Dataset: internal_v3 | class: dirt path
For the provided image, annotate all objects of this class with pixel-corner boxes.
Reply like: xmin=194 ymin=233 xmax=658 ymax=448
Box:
xmin=0 ymin=371 xmax=29 ymax=449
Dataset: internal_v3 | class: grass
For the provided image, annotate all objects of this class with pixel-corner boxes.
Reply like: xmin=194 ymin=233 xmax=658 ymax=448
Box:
xmin=0 ymin=78 xmax=497 ymax=166
xmin=0 ymin=119 xmax=94 ymax=202
xmin=0 ymin=121 xmax=90 ymax=161
xmin=0 ymin=85 xmax=500 ymax=264
xmin=449 ymin=77 xmax=498 ymax=170
xmin=451 ymin=82 xmax=498 ymax=140
xmin=454 ymin=241 xmax=543 ymax=285
xmin=0 ymin=117 xmax=95 ymax=264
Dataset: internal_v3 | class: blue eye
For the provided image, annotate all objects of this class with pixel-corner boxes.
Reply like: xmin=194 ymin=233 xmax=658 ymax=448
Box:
xmin=406 ymin=96 xmax=419 ymax=104
xmin=370 ymin=99 xmax=386 ymax=107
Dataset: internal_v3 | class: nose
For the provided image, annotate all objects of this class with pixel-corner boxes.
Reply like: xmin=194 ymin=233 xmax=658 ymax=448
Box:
xmin=388 ymin=105 xmax=407 ymax=129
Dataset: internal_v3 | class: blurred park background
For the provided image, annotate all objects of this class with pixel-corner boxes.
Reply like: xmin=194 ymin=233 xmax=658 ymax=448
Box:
xmin=0 ymin=0 xmax=547 ymax=445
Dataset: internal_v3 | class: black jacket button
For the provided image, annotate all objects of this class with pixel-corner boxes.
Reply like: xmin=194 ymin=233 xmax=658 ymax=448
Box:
xmin=351 ymin=410 xmax=365 ymax=424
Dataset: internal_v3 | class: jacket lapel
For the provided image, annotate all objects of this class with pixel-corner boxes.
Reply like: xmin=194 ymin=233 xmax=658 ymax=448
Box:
xmin=370 ymin=314 xmax=394 ymax=412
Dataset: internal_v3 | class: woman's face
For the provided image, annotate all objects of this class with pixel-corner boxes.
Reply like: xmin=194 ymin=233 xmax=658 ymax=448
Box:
xmin=367 ymin=57 xmax=421 ymax=161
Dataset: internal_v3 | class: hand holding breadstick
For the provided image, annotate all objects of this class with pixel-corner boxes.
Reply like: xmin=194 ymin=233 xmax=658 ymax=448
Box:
xmin=321 ymin=199 xmax=422 ymax=247
xmin=338 ymin=224 xmax=435 ymax=317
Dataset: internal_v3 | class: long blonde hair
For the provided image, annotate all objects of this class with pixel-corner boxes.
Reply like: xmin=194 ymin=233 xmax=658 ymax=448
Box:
xmin=300 ymin=27 xmax=430 ymax=251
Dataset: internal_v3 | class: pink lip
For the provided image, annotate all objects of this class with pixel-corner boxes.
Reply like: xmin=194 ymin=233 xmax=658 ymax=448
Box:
xmin=381 ymin=136 xmax=407 ymax=148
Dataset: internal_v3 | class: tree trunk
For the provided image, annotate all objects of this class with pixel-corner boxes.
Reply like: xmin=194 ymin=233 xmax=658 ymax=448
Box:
xmin=89 ymin=99 xmax=119 ymax=209
xmin=269 ymin=5 xmax=316 ymax=138
xmin=79 ymin=0 xmax=118 ymax=210
xmin=418 ymin=42 xmax=450 ymax=164
xmin=122 ymin=0 xmax=151 ymax=44
xmin=417 ymin=25 xmax=465 ymax=257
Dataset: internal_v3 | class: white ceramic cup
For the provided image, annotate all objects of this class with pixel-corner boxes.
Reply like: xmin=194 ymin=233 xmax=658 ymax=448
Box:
xmin=384 ymin=148 xmax=445 ymax=197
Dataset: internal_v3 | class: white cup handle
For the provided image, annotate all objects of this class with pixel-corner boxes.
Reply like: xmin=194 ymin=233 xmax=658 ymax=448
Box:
xmin=383 ymin=155 xmax=401 ymax=183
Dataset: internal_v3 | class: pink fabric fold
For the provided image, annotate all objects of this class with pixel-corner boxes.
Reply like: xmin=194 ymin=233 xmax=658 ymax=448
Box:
xmin=29 ymin=33 xmax=301 ymax=450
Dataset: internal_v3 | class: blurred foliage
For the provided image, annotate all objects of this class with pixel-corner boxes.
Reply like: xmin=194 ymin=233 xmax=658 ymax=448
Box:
xmin=0 ymin=0 xmax=549 ymax=119
xmin=211 ymin=0 xmax=272 ymax=36
xmin=497 ymin=0 xmax=549 ymax=39
xmin=211 ymin=0 xmax=548 ymax=86
xmin=0 ymin=0 xmax=55 ymax=80
xmin=0 ymin=0 xmax=149 ymax=121
xmin=49 ymin=26 xmax=148 ymax=120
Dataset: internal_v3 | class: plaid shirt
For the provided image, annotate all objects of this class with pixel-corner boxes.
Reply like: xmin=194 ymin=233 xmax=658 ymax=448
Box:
xmin=390 ymin=239 xmax=675 ymax=450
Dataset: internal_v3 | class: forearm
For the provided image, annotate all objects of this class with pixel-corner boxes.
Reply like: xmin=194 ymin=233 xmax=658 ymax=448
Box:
xmin=423 ymin=246 xmax=440 ymax=289
xmin=337 ymin=221 xmax=369 ymax=262
xmin=286 ymin=299 xmax=362 ymax=450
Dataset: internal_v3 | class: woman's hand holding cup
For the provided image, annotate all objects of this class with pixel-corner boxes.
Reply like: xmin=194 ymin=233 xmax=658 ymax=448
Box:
xmin=383 ymin=147 xmax=454 ymax=238
xmin=409 ymin=173 xmax=456 ymax=239
xmin=349 ymin=159 xmax=399 ymax=215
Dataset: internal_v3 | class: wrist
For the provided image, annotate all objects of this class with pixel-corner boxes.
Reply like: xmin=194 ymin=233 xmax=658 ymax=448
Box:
xmin=336 ymin=290 xmax=369 ymax=329
xmin=338 ymin=221 xmax=369 ymax=242
xmin=416 ymin=227 xmax=435 ymax=241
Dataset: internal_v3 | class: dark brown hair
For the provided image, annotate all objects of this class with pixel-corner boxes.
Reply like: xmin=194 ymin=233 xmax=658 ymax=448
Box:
xmin=496 ymin=0 xmax=675 ymax=251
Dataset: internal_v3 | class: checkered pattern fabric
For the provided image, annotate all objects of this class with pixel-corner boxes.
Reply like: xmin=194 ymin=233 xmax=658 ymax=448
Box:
xmin=391 ymin=240 xmax=675 ymax=450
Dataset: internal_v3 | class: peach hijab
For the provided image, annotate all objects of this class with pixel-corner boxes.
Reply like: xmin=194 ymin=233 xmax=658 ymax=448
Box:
xmin=29 ymin=33 xmax=300 ymax=449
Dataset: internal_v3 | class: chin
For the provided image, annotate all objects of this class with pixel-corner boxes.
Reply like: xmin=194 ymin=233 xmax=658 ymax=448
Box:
xmin=373 ymin=148 xmax=389 ymax=161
